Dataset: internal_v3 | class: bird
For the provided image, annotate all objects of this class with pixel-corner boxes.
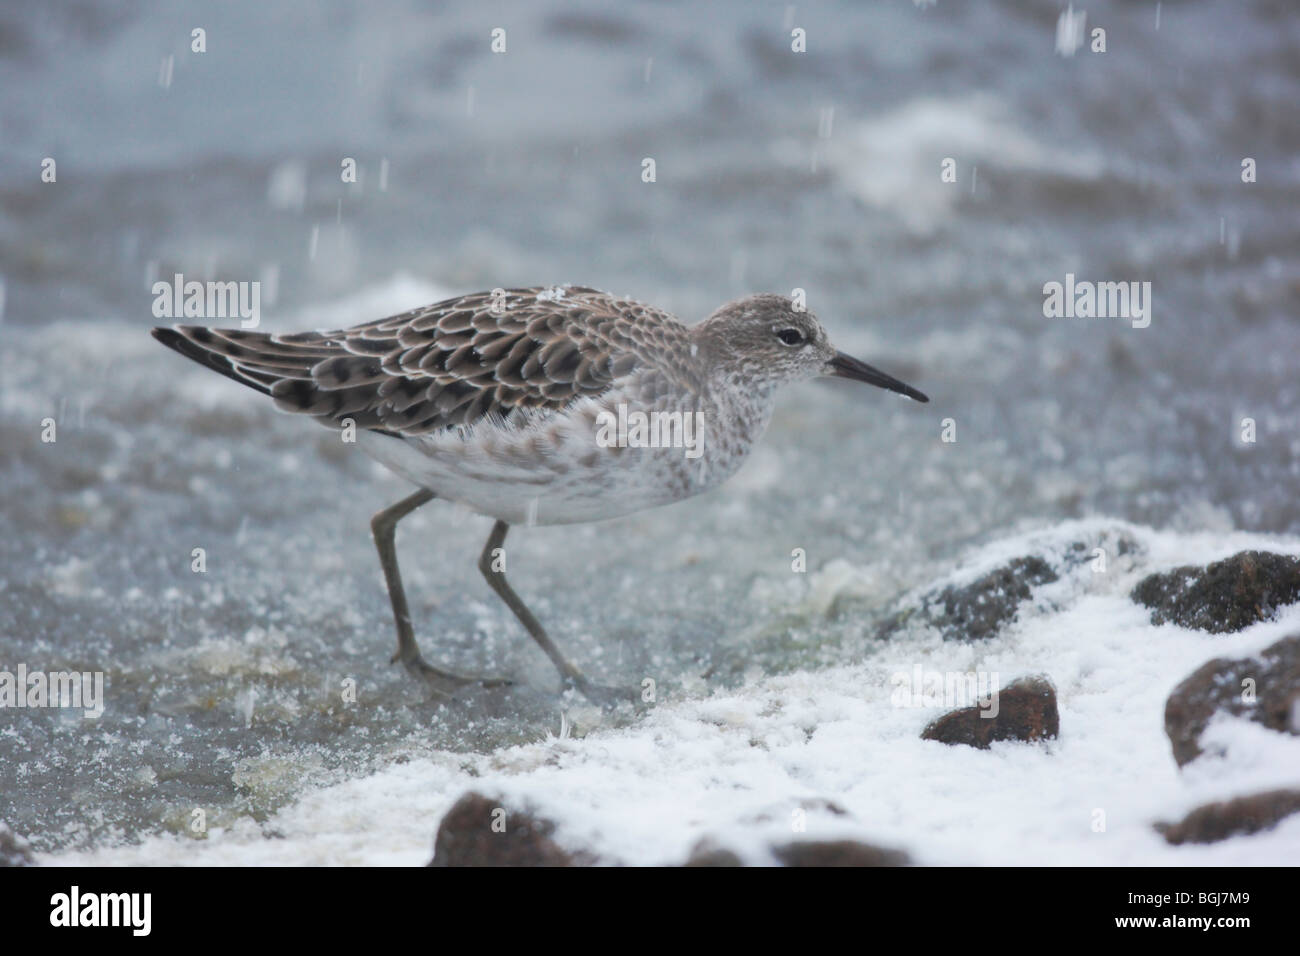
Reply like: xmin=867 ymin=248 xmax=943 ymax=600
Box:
xmin=152 ymin=286 xmax=928 ymax=705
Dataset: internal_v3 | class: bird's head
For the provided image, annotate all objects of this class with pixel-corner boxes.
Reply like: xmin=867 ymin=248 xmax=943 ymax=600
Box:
xmin=694 ymin=293 xmax=928 ymax=402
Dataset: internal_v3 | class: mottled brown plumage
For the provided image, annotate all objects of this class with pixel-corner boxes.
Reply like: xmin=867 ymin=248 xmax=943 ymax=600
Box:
xmin=154 ymin=286 xmax=701 ymax=437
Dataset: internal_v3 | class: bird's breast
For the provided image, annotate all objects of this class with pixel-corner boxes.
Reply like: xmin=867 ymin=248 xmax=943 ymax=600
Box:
xmin=356 ymin=378 xmax=775 ymax=525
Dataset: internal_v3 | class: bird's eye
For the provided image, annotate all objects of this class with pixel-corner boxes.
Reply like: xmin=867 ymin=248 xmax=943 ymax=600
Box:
xmin=776 ymin=328 xmax=805 ymax=346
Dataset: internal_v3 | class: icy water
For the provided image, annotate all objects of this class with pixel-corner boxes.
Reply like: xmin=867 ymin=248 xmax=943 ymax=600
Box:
xmin=2 ymin=0 xmax=1299 ymax=862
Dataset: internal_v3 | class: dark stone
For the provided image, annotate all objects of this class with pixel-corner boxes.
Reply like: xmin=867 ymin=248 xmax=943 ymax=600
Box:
xmin=921 ymin=675 xmax=1060 ymax=749
xmin=1155 ymin=789 xmax=1300 ymax=845
xmin=772 ymin=840 xmax=910 ymax=867
xmin=1164 ymin=634 xmax=1300 ymax=766
xmin=428 ymin=791 xmax=581 ymax=867
xmin=683 ymin=839 xmax=744 ymax=867
xmin=1132 ymin=551 xmax=1300 ymax=634
xmin=0 ymin=822 xmax=35 ymax=867
xmin=880 ymin=556 xmax=1058 ymax=642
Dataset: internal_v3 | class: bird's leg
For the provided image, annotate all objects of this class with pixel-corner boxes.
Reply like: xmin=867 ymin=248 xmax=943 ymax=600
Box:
xmin=371 ymin=489 xmax=509 ymax=694
xmin=478 ymin=520 xmax=637 ymax=708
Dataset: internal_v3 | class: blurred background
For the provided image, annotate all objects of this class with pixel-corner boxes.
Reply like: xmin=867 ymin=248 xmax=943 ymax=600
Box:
xmin=1 ymin=0 xmax=1298 ymax=855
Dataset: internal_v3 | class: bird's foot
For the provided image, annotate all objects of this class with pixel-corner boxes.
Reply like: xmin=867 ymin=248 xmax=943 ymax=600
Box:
xmin=393 ymin=650 xmax=512 ymax=697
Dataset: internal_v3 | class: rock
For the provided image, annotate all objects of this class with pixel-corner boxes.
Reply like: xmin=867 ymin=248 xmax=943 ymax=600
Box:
xmin=0 ymin=821 xmax=35 ymax=867
xmin=683 ymin=839 xmax=744 ymax=867
xmin=921 ymin=675 xmax=1060 ymax=749
xmin=1155 ymin=789 xmax=1300 ymax=845
xmin=687 ymin=836 xmax=912 ymax=867
xmin=772 ymin=840 xmax=910 ymax=867
xmin=1164 ymin=634 xmax=1300 ymax=766
xmin=881 ymin=556 xmax=1058 ymax=642
xmin=428 ymin=791 xmax=583 ymax=867
xmin=1132 ymin=550 xmax=1300 ymax=634
xmin=874 ymin=531 xmax=1139 ymax=642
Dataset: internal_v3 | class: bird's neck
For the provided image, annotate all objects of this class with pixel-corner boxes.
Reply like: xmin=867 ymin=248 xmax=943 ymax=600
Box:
xmin=698 ymin=369 xmax=778 ymax=467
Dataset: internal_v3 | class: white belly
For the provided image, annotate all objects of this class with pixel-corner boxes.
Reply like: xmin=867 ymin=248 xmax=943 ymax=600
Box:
xmin=354 ymin=388 xmax=766 ymax=526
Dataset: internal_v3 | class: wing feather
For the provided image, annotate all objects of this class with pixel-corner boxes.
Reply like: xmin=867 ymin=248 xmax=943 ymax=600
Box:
xmin=153 ymin=286 xmax=698 ymax=437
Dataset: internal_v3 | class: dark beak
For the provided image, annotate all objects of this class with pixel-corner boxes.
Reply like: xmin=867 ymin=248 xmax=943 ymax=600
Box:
xmin=824 ymin=352 xmax=929 ymax=403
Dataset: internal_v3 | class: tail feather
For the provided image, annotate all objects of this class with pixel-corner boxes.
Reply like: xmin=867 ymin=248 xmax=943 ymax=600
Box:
xmin=151 ymin=326 xmax=278 ymax=397
xmin=151 ymin=324 xmax=402 ymax=437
